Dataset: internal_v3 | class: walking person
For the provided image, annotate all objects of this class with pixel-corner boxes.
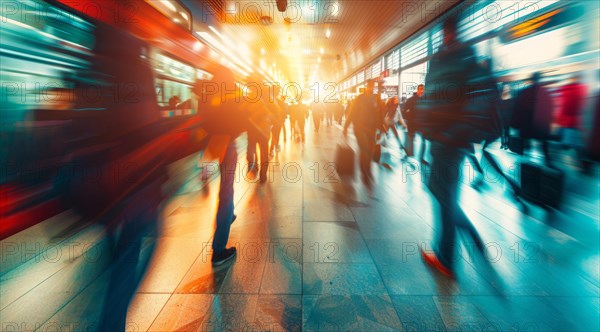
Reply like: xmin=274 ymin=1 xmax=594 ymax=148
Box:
xmin=193 ymin=66 xmax=248 ymax=266
xmin=343 ymin=79 xmax=380 ymax=186
xmin=510 ymin=72 xmax=555 ymax=168
xmin=416 ymin=16 xmax=485 ymax=278
xmin=401 ymin=84 xmax=428 ymax=165
xmin=269 ymin=85 xmax=286 ymax=157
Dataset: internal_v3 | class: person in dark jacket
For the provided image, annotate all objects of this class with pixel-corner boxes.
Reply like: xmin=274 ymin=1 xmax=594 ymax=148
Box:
xmin=510 ymin=72 xmax=555 ymax=167
xmin=417 ymin=15 xmax=485 ymax=279
xmin=269 ymin=85 xmax=286 ymax=156
xmin=343 ymin=79 xmax=380 ymax=185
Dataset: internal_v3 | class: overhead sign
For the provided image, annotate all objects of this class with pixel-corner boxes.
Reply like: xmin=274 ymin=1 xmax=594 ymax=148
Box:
xmin=501 ymin=3 xmax=584 ymax=43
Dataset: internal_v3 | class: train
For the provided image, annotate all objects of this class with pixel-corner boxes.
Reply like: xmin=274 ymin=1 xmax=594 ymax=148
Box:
xmin=0 ymin=0 xmax=224 ymax=239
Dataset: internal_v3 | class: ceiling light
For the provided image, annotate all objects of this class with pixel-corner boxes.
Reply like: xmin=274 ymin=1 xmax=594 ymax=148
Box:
xmin=261 ymin=48 xmax=266 ymax=55
xmin=320 ymin=47 xmax=324 ymax=54
xmin=325 ymin=29 xmax=331 ymax=39
xmin=161 ymin=0 xmax=176 ymax=12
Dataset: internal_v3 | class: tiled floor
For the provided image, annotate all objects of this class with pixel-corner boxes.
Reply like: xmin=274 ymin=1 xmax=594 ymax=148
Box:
xmin=1 ymin=120 xmax=599 ymax=331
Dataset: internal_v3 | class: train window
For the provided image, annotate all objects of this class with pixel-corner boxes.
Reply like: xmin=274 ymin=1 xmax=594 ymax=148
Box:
xmin=153 ymin=53 xmax=197 ymax=117
xmin=145 ymin=0 xmax=192 ymax=31
xmin=0 ymin=0 xmax=95 ymax=122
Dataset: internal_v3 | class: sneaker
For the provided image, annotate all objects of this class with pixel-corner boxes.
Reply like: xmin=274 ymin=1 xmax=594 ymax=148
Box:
xmin=421 ymin=249 xmax=454 ymax=279
xmin=212 ymin=247 xmax=237 ymax=267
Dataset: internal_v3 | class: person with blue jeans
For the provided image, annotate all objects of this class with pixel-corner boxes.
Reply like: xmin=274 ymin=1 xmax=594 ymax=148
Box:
xmin=211 ymin=140 xmax=238 ymax=265
xmin=193 ymin=65 xmax=249 ymax=266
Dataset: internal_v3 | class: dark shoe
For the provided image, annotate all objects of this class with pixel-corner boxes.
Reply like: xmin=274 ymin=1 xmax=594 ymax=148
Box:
xmin=421 ymin=249 xmax=454 ymax=279
xmin=212 ymin=247 xmax=237 ymax=267
xmin=231 ymin=214 xmax=237 ymax=224
xmin=420 ymin=159 xmax=430 ymax=166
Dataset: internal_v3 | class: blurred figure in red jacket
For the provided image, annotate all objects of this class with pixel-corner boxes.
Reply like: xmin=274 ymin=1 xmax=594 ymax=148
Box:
xmin=556 ymin=74 xmax=587 ymax=168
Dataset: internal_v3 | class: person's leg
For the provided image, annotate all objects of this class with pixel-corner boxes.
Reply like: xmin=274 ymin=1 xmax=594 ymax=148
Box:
xmin=542 ymin=139 xmax=552 ymax=167
xmin=481 ymin=149 xmax=520 ymax=193
xmin=270 ymin=125 xmax=281 ymax=153
xmin=299 ymin=120 xmax=305 ymax=142
xmin=247 ymin=131 xmax=257 ymax=171
xmin=259 ymin=137 xmax=269 ymax=182
xmin=426 ymin=143 xmax=464 ymax=270
xmin=282 ymin=118 xmax=287 ymax=142
xmin=99 ymin=181 xmax=161 ymax=331
xmin=356 ymin=131 xmax=374 ymax=183
xmin=212 ymin=142 xmax=237 ymax=254
xmin=466 ymin=147 xmax=484 ymax=176
xmin=418 ymin=135 xmax=428 ymax=165
xmin=404 ymin=129 xmax=415 ymax=157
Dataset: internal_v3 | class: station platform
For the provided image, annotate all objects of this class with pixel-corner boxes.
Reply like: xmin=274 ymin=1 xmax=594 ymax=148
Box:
xmin=1 ymin=120 xmax=598 ymax=332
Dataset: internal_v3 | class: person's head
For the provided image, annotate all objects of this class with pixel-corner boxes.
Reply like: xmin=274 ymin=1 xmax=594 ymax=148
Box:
xmin=168 ymin=95 xmax=180 ymax=106
xmin=442 ymin=15 xmax=459 ymax=45
xmin=531 ymin=72 xmax=542 ymax=84
xmin=416 ymin=84 xmax=425 ymax=97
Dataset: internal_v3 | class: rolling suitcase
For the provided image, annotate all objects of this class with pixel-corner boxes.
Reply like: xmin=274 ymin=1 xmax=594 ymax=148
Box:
xmin=335 ymin=143 xmax=355 ymax=177
xmin=519 ymin=162 xmax=564 ymax=208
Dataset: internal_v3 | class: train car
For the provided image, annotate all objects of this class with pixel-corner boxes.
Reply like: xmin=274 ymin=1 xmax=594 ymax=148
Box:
xmin=0 ymin=0 xmax=220 ymax=239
